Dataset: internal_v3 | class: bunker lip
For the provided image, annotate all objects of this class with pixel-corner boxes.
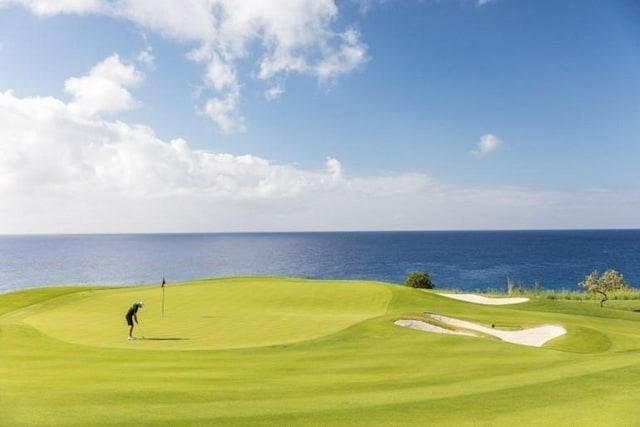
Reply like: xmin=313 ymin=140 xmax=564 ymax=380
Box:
xmin=395 ymin=314 xmax=566 ymax=347
xmin=437 ymin=293 xmax=530 ymax=305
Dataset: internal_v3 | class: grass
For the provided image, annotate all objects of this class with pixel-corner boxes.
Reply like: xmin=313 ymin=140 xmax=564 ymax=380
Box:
xmin=502 ymin=278 xmax=640 ymax=303
xmin=1 ymin=277 xmax=640 ymax=426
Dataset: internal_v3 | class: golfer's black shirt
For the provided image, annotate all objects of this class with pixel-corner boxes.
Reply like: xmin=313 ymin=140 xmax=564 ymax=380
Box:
xmin=126 ymin=304 xmax=141 ymax=317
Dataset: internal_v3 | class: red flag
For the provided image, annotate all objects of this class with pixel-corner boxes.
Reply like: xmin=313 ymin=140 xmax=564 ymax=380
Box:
xmin=161 ymin=277 xmax=165 ymax=288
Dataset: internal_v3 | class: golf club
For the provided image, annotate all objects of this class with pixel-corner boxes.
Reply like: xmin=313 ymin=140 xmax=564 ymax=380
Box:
xmin=137 ymin=323 xmax=146 ymax=340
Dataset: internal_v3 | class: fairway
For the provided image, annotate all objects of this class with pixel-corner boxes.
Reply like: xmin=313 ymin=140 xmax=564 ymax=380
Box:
xmin=2 ymin=277 xmax=640 ymax=426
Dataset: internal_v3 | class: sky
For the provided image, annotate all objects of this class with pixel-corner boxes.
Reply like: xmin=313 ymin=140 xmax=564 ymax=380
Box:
xmin=0 ymin=0 xmax=639 ymax=234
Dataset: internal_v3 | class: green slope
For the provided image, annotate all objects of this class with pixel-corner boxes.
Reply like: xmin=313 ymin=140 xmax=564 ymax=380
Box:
xmin=1 ymin=277 xmax=639 ymax=426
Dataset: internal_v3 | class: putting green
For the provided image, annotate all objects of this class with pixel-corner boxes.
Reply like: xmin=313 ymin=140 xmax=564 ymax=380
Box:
xmin=21 ymin=277 xmax=392 ymax=350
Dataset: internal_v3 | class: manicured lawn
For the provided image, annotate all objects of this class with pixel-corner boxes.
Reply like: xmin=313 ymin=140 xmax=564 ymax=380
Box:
xmin=1 ymin=277 xmax=639 ymax=426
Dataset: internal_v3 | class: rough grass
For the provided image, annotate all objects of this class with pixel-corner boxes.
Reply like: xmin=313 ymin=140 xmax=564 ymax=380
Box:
xmin=1 ymin=277 xmax=640 ymax=426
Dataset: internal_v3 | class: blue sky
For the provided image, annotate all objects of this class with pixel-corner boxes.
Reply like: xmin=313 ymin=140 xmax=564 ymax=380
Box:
xmin=0 ymin=0 xmax=639 ymax=233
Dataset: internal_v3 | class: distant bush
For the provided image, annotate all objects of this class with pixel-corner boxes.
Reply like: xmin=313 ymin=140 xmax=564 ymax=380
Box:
xmin=538 ymin=290 xmax=591 ymax=301
xmin=507 ymin=278 xmax=543 ymax=296
xmin=405 ymin=272 xmax=434 ymax=289
xmin=611 ymin=289 xmax=640 ymax=300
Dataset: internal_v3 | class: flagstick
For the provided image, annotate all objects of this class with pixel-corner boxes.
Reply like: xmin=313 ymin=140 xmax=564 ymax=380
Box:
xmin=161 ymin=276 xmax=166 ymax=318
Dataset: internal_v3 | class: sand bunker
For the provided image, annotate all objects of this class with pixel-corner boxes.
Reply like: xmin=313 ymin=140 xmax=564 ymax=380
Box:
xmin=395 ymin=314 xmax=566 ymax=347
xmin=437 ymin=293 xmax=530 ymax=305
xmin=394 ymin=319 xmax=476 ymax=338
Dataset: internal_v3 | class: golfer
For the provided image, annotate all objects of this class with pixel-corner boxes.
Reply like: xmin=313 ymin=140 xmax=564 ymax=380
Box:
xmin=125 ymin=302 xmax=144 ymax=340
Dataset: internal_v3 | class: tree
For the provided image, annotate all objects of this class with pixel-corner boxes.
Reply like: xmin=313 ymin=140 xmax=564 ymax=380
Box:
xmin=405 ymin=271 xmax=434 ymax=289
xmin=579 ymin=269 xmax=627 ymax=307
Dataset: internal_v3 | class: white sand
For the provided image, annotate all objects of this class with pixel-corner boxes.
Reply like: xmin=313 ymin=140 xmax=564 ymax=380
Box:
xmin=395 ymin=314 xmax=566 ymax=347
xmin=437 ymin=293 xmax=530 ymax=305
xmin=394 ymin=319 xmax=477 ymax=337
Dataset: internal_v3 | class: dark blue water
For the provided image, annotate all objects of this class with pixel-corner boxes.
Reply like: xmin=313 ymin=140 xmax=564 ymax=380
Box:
xmin=0 ymin=230 xmax=638 ymax=293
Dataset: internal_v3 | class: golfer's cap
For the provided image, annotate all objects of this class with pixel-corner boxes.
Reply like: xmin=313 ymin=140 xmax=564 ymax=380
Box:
xmin=138 ymin=301 xmax=144 ymax=307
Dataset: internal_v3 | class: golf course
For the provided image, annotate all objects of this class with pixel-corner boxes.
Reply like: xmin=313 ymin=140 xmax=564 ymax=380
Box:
xmin=1 ymin=277 xmax=639 ymax=426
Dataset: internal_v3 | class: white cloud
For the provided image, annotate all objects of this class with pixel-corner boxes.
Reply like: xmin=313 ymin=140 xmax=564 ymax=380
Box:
xmin=0 ymin=87 xmax=344 ymax=202
xmin=351 ymin=0 xmax=388 ymax=14
xmin=1 ymin=2 xmax=638 ymax=233
xmin=471 ymin=133 xmax=502 ymax=157
xmin=3 ymin=0 xmax=369 ymax=133
xmin=313 ymin=27 xmax=368 ymax=82
xmin=264 ymin=84 xmax=285 ymax=101
xmin=189 ymin=1 xmax=367 ymax=133
xmin=201 ymin=51 xmax=237 ymax=91
xmin=3 ymin=84 xmax=638 ymax=234
xmin=64 ymin=54 xmax=144 ymax=116
xmin=136 ymin=47 xmax=155 ymax=68
xmin=202 ymin=86 xmax=246 ymax=134
xmin=0 ymin=0 xmax=104 ymax=15
xmin=2 ymin=87 xmax=640 ymax=233
xmin=325 ymin=157 xmax=343 ymax=180
xmin=112 ymin=0 xmax=217 ymax=42
xmin=135 ymin=32 xmax=155 ymax=69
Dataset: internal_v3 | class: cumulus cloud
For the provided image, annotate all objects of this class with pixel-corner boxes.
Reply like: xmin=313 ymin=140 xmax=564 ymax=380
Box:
xmin=0 ymin=87 xmax=305 ymax=199
xmin=186 ymin=0 xmax=367 ymax=133
xmin=202 ymin=86 xmax=245 ymax=134
xmin=313 ymin=27 xmax=368 ymax=82
xmin=1 ymin=84 xmax=639 ymax=233
xmin=2 ymin=0 xmax=368 ymax=133
xmin=471 ymin=133 xmax=502 ymax=157
xmin=137 ymin=0 xmax=368 ymax=133
xmin=2 ymin=68 xmax=639 ymax=233
xmin=0 ymin=0 xmax=104 ymax=15
xmin=64 ymin=54 xmax=144 ymax=116
xmin=1 ymin=2 xmax=638 ymax=233
xmin=325 ymin=157 xmax=344 ymax=180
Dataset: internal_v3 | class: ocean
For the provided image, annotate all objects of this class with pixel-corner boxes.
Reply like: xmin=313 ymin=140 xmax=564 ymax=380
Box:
xmin=0 ymin=230 xmax=638 ymax=293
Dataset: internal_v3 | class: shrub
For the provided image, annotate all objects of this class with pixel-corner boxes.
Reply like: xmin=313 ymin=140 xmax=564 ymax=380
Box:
xmin=405 ymin=271 xmax=434 ymax=289
xmin=507 ymin=278 xmax=544 ymax=296
xmin=579 ymin=269 xmax=628 ymax=307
